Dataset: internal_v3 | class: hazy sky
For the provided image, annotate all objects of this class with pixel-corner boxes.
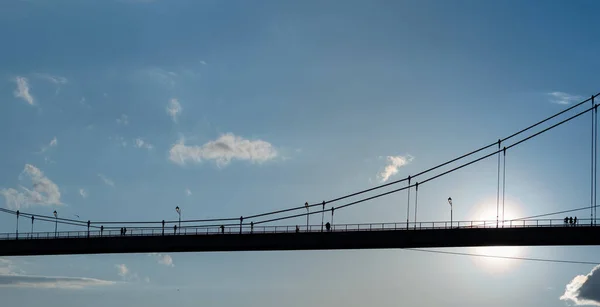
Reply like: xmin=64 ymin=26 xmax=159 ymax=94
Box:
xmin=1 ymin=0 xmax=600 ymax=306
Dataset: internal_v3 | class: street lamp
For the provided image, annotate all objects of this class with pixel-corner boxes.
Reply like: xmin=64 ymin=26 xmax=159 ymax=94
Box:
xmin=448 ymin=197 xmax=453 ymax=227
xmin=175 ymin=206 xmax=181 ymax=234
xmin=53 ymin=210 xmax=58 ymax=237
xmin=16 ymin=210 xmax=19 ymax=239
xmin=305 ymin=202 xmax=309 ymax=231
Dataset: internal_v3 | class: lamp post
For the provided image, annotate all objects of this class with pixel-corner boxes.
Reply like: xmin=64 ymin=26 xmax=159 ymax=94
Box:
xmin=175 ymin=206 xmax=181 ymax=234
xmin=31 ymin=215 xmax=34 ymax=238
xmin=305 ymin=202 xmax=309 ymax=232
xmin=16 ymin=210 xmax=19 ymax=239
xmin=53 ymin=210 xmax=58 ymax=237
xmin=448 ymin=197 xmax=453 ymax=228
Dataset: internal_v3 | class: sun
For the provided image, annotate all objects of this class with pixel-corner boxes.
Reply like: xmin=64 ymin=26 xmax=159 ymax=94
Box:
xmin=468 ymin=199 xmax=527 ymax=274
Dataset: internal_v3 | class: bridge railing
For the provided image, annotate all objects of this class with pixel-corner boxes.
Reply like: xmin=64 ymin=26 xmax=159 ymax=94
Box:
xmin=0 ymin=218 xmax=596 ymax=240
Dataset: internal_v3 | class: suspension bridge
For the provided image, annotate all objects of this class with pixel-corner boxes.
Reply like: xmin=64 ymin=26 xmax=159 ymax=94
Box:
xmin=1 ymin=93 xmax=600 ymax=257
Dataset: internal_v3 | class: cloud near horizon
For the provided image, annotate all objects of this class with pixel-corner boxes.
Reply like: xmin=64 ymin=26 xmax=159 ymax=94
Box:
xmin=0 ymin=258 xmax=113 ymax=289
xmin=13 ymin=77 xmax=34 ymax=105
xmin=0 ymin=164 xmax=62 ymax=209
xmin=561 ymin=265 xmax=600 ymax=306
xmin=0 ymin=274 xmax=114 ymax=289
xmin=377 ymin=155 xmax=414 ymax=182
xmin=169 ymin=133 xmax=278 ymax=167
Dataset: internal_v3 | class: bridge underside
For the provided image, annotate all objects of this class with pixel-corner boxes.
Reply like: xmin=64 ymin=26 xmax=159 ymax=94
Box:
xmin=1 ymin=226 xmax=599 ymax=256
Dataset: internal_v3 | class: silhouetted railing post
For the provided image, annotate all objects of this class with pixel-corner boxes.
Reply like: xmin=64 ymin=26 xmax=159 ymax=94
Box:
xmin=240 ymin=216 xmax=243 ymax=234
xmin=162 ymin=220 xmax=165 ymax=236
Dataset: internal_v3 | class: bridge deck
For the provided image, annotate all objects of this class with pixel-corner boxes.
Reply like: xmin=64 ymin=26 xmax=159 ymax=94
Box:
xmin=1 ymin=225 xmax=599 ymax=256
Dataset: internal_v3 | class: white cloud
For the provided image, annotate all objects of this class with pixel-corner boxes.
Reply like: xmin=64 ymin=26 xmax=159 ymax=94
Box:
xmin=134 ymin=138 xmax=153 ymax=150
xmin=13 ymin=76 xmax=34 ymax=105
xmin=377 ymin=155 xmax=414 ymax=183
xmin=166 ymin=98 xmax=182 ymax=122
xmin=185 ymin=188 xmax=192 ymax=196
xmin=0 ymin=164 xmax=62 ymax=209
xmin=115 ymin=264 xmax=129 ymax=278
xmin=148 ymin=253 xmax=175 ymax=267
xmin=548 ymin=92 xmax=583 ymax=105
xmin=79 ymin=188 xmax=88 ymax=198
xmin=157 ymin=255 xmax=174 ymax=267
xmin=0 ymin=274 xmax=114 ymax=289
xmin=200 ymin=60 xmax=207 ymax=65
xmin=0 ymin=257 xmax=111 ymax=289
xmin=33 ymin=73 xmax=68 ymax=85
xmin=39 ymin=137 xmax=58 ymax=153
xmin=561 ymin=265 xmax=600 ymax=306
xmin=98 ymin=174 xmax=115 ymax=187
xmin=169 ymin=133 xmax=278 ymax=167
xmin=116 ymin=114 xmax=129 ymax=125
xmin=115 ymin=264 xmax=141 ymax=281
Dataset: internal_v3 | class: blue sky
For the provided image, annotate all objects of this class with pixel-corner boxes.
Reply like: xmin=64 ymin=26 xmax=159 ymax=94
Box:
xmin=1 ymin=0 xmax=600 ymax=306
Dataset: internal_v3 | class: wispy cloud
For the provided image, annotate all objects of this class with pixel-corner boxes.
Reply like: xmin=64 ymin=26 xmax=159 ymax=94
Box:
xmin=548 ymin=92 xmax=583 ymax=105
xmin=200 ymin=60 xmax=207 ymax=65
xmin=116 ymin=114 xmax=129 ymax=125
xmin=140 ymin=67 xmax=177 ymax=89
xmin=0 ymin=258 xmax=111 ymax=289
xmin=377 ymin=155 xmax=414 ymax=183
xmin=157 ymin=255 xmax=174 ymax=267
xmin=166 ymin=98 xmax=182 ymax=123
xmin=33 ymin=73 xmax=68 ymax=85
xmin=109 ymin=135 xmax=128 ymax=147
xmin=98 ymin=174 xmax=115 ymax=187
xmin=0 ymin=164 xmax=62 ymax=209
xmin=115 ymin=264 xmax=142 ymax=281
xmin=0 ymin=275 xmax=114 ymax=289
xmin=13 ymin=76 xmax=34 ymax=105
xmin=39 ymin=137 xmax=58 ymax=153
xmin=185 ymin=188 xmax=192 ymax=196
xmin=561 ymin=265 xmax=600 ymax=306
xmin=79 ymin=188 xmax=88 ymax=198
xmin=148 ymin=253 xmax=175 ymax=267
xmin=169 ymin=133 xmax=278 ymax=167
xmin=134 ymin=138 xmax=153 ymax=150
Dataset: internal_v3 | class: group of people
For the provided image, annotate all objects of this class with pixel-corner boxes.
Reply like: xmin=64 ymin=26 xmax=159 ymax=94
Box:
xmin=564 ymin=216 xmax=578 ymax=226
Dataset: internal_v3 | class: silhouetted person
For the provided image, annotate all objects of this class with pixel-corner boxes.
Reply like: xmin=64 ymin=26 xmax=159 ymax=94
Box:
xmin=162 ymin=220 xmax=165 ymax=236
xmin=124 ymin=227 xmax=127 ymax=235
xmin=564 ymin=216 xmax=568 ymax=226
xmin=174 ymin=225 xmax=177 ymax=235
xmin=120 ymin=227 xmax=124 ymax=236
xmin=295 ymin=225 xmax=299 ymax=233
xmin=100 ymin=225 xmax=104 ymax=236
xmin=250 ymin=222 xmax=254 ymax=234
xmin=574 ymin=216 xmax=578 ymax=226
xmin=220 ymin=225 xmax=224 ymax=234
xmin=569 ymin=217 xmax=573 ymax=226
xmin=325 ymin=222 xmax=331 ymax=232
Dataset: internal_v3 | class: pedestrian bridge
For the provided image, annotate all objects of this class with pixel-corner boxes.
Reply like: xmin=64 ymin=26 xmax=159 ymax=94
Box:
xmin=0 ymin=219 xmax=598 ymax=256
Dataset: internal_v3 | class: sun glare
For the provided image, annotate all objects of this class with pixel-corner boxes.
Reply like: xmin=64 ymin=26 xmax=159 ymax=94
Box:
xmin=468 ymin=199 xmax=527 ymax=274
